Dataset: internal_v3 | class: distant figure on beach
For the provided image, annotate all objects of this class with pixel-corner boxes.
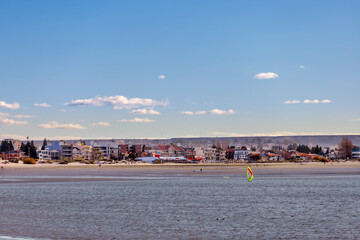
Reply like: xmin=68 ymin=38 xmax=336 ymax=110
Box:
xmin=200 ymin=168 xmax=202 ymax=172
xmin=99 ymin=164 xmax=102 ymax=167
xmin=1 ymin=166 xmax=3 ymax=169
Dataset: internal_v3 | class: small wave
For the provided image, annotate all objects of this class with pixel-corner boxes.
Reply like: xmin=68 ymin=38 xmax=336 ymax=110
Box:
xmin=0 ymin=236 xmax=50 ymax=240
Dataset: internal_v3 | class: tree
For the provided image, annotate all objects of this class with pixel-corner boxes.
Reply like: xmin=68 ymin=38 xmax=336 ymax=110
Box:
xmin=128 ymin=152 xmax=136 ymax=160
xmin=339 ymin=138 xmax=353 ymax=159
xmin=20 ymin=141 xmax=38 ymax=159
xmin=41 ymin=138 xmax=48 ymax=150
xmin=249 ymin=153 xmax=262 ymax=161
xmin=288 ymin=144 xmax=298 ymax=151
xmin=311 ymin=145 xmax=323 ymax=155
xmin=0 ymin=140 xmax=14 ymax=153
xmin=297 ymin=145 xmax=311 ymax=154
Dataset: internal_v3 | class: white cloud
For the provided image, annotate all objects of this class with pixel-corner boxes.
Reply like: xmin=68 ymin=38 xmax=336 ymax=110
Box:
xmin=13 ymin=114 xmax=35 ymax=119
xmin=0 ymin=101 xmax=20 ymax=109
xmin=253 ymin=72 xmax=279 ymax=79
xmin=0 ymin=134 xmax=27 ymax=140
xmin=158 ymin=75 xmax=165 ymax=79
xmin=118 ymin=118 xmax=155 ymax=123
xmin=209 ymin=109 xmax=235 ymax=115
xmin=0 ymin=118 xmax=27 ymax=126
xmin=284 ymin=99 xmax=331 ymax=104
xmin=38 ymin=121 xmax=86 ymax=130
xmin=91 ymin=121 xmax=110 ymax=127
xmin=178 ymin=134 xmax=202 ymax=138
xmin=350 ymin=118 xmax=360 ymax=122
xmin=212 ymin=131 xmax=331 ymax=137
xmin=34 ymin=136 xmax=84 ymax=140
xmin=181 ymin=109 xmax=234 ymax=115
xmin=65 ymin=95 xmax=168 ymax=110
xmin=181 ymin=111 xmax=194 ymax=115
xmin=34 ymin=102 xmax=51 ymax=108
xmin=304 ymin=99 xmax=320 ymax=104
xmin=0 ymin=112 xmax=10 ymax=118
xmin=130 ymin=109 xmax=160 ymax=115
xmin=0 ymin=112 xmax=34 ymax=119
xmin=213 ymin=131 xmax=360 ymax=137
xmin=300 ymin=65 xmax=305 ymax=69
xmin=195 ymin=111 xmax=207 ymax=115
xmin=284 ymin=100 xmax=301 ymax=104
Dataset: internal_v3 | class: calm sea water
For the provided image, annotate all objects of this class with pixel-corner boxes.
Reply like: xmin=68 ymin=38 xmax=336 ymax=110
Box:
xmin=0 ymin=175 xmax=359 ymax=239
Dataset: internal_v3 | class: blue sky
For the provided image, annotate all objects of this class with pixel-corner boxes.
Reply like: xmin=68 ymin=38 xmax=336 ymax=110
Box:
xmin=0 ymin=0 xmax=359 ymax=139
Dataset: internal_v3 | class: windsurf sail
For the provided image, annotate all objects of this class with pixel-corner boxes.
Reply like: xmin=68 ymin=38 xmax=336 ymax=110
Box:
xmin=247 ymin=167 xmax=253 ymax=182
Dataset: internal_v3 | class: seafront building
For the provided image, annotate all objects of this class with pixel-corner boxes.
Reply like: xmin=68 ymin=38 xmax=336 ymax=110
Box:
xmin=234 ymin=149 xmax=249 ymax=161
xmin=2 ymin=137 xmax=360 ymax=163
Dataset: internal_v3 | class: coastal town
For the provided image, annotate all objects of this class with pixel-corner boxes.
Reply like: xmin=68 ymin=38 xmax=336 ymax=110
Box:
xmin=0 ymin=137 xmax=359 ymax=165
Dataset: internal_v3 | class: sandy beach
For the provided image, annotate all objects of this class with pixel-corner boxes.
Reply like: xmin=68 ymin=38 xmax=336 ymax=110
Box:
xmin=1 ymin=161 xmax=359 ymax=183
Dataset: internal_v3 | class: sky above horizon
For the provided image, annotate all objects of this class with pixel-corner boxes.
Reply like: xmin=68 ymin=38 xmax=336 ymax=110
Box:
xmin=0 ymin=0 xmax=360 ymax=140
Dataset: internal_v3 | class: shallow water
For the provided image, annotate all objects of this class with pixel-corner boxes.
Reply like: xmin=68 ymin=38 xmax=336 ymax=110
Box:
xmin=0 ymin=175 xmax=359 ymax=239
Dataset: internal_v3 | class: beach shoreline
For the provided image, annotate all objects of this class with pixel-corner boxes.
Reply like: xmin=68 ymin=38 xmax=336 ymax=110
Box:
xmin=1 ymin=160 xmax=360 ymax=169
xmin=0 ymin=161 xmax=359 ymax=183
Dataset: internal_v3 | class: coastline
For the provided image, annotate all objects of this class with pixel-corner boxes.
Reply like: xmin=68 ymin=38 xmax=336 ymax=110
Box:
xmin=0 ymin=161 xmax=359 ymax=183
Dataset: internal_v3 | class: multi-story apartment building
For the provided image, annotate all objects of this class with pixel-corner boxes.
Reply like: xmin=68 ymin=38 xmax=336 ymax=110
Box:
xmin=61 ymin=144 xmax=73 ymax=159
xmin=37 ymin=149 xmax=51 ymax=160
xmin=204 ymin=147 xmax=226 ymax=162
xmin=234 ymin=149 xmax=249 ymax=161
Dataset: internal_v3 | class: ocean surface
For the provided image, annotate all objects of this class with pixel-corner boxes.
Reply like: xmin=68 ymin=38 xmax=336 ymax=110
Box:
xmin=0 ymin=174 xmax=359 ymax=239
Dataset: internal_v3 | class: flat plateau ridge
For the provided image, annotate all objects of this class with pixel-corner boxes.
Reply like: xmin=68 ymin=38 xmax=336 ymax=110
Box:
xmin=30 ymin=135 xmax=360 ymax=146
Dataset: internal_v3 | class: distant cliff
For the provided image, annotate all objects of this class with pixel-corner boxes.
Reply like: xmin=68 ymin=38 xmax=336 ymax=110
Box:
xmin=170 ymin=135 xmax=360 ymax=146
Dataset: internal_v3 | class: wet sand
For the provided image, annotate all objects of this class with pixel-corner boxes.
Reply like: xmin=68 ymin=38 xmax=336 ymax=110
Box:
xmin=0 ymin=162 xmax=359 ymax=183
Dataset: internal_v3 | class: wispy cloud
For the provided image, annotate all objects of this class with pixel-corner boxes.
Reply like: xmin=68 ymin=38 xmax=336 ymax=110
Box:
xmin=181 ymin=110 xmax=207 ymax=115
xmin=212 ymin=131 xmax=338 ymax=137
xmin=34 ymin=102 xmax=51 ymax=108
xmin=65 ymin=95 xmax=168 ymax=110
xmin=158 ymin=75 xmax=165 ymax=79
xmin=284 ymin=99 xmax=331 ymax=104
xmin=181 ymin=109 xmax=235 ymax=115
xmin=0 ymin=112 xmax=33 ymax=125
xmin=0 ymin=134 xmax=27 ymax=140
xmin=350 ymin=118 xmax=360 ymax=122
xmin=91 ymin=121 xmax=110 ymax=127
xmin=38 ymin=121 xmax=86 ymax=129
xmin=304 ymin=99 xmax=319 ymax=104
xmin=0 ymin=101 xmax=20 ymax=110
xmin=178 ymin=134 xmax=202 ymax=138
xmin=300 ymin=65 xmax=305 ymax=69
xmin=13 ymin=114 xmax=35 ymax=119
xmin=284 ymin=100 xmax=301 ymax=104
xmin=130 ymin=109 xmax=160 ymax=115
xmin=181 ymin=111 xmax=195 ymax=115
xmin=0 ymin=118 xmax=27 ymax=126
xmin=210 ymin=109 xmax=235 ymax=115
xmin=118 ymin=118 xmax=155 ymax=123
xmin=253 ymin=72 xmax=279 ymax=79
xmin=0 ymin=112 xmax=10 ymax=118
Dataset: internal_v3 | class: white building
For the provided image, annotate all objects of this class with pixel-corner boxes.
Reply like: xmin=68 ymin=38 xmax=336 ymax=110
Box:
xmin=234 ymin=149 xmax=249 ymax=161
xmin=37 ymin=149 xmax=51 ymax=160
